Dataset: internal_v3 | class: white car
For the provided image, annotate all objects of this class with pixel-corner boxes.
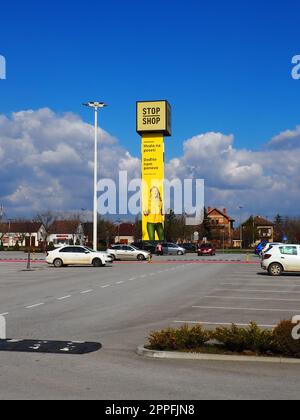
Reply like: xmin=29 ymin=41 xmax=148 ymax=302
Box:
xmin=107 ymin=245 xmax=150 ymax=261
xmin=46 ymin=246 xmax=113 ymax=268
xmin=261 ymin=242 xmax=283 ymax=256
xmin=261 ymin=244 xmax=300 ymax=276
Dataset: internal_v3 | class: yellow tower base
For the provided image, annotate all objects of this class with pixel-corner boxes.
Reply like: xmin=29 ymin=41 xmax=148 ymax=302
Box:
xmin=141 ymin=133 xmax=165 ymax=241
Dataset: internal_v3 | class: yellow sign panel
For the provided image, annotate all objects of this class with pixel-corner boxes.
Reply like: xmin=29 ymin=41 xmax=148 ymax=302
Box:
xmin=141 ymin=134 xmax=165 ymax=241
xmin=137 ymin=100 xmax=172 ymax=137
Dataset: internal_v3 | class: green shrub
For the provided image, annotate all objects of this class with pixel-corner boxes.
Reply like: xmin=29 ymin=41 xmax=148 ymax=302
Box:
xmin=174 ymin=324 xmax=211 ymax=350
xmin=0 ymin=241 xmax=4 ymax=251
xmin=148 ymin=328 xmax=177 ymax=351
xmin=148 ymin=324 xmax=210 ymax=351
xmin=273 ymin=320 xmax=300 ymax=358
xmin=147 ymin=321 xmax=300 ymax=358
xmin=213 ymin=322 xmax=275 ymax=354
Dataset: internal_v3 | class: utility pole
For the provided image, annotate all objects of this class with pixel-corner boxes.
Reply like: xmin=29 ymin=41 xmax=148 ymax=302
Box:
xmin=239 ymin=206 xmax=243 ymax=249
xmin=83 ymin=102 xmax=108 ymax=251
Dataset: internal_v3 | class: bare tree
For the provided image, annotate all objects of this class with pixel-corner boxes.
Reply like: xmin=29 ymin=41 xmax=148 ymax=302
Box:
xmin=34 ymin=211 xmax=57 ymax=251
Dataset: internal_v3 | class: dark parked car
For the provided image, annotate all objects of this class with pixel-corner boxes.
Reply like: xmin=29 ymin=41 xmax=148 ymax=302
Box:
xmin=198 ymin=243 xmax=216 ymax=256
xmin=181 ymin=243 xmax=197 ymax=253
xmin=131 ymin=241 xmax=157 ymax=254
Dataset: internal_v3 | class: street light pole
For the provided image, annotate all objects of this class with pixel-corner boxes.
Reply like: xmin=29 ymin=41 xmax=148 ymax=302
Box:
xmin=93 ymin=107 xmax=98 ymax=252
xmin=239 ymin=206 xmax=243 ymax=249
xmin=83 ymin=102 xmax=107 ymax=251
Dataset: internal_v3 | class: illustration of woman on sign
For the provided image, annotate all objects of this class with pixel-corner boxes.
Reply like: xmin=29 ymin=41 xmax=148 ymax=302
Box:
xmin=144 ymin=186 xmax=165 ymax=241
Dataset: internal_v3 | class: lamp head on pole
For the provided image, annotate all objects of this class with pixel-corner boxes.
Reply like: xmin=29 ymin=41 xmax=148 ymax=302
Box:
xmin=83 ymin=102 xmax=108 ymax=110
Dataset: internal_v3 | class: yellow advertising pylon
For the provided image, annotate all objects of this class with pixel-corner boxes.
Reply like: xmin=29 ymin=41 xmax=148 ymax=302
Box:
xmin=136 ymin=101 xmax=172 ymax=242
xmin=141 ymin=133 xmax=165 ymax=241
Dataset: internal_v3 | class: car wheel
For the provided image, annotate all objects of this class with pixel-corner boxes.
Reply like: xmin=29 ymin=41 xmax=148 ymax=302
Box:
xmin=268 ymin=263 xmax=283 ymax=277
xmin=53 ymin=259 xmax=63 ymax=268
xmin=137 ymin=254 xmax=146 ymax=261
xmin=93 ymin=258 xmax=103 ymax=268
xmin=177 ymin=251 xmax=184 ymax=256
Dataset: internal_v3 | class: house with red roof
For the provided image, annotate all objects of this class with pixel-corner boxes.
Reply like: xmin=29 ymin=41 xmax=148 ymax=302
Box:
xmin=48 ymin=221 xmax=84 ymax=247
xmin=0 ymin=221 xmax=46 ymax=248
xmin=207 ymin=207 xmax=235 ymax=248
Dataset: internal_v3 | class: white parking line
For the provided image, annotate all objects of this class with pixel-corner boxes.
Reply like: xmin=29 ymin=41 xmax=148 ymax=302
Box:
xmin=192 ymin=305 xmax=300 ymax=313
xmin=205 ymin=296 xmax=300 ymax=302
xmin=57 ymin=295 xmax=72 ymax=301
xmin=26 ymin=303 xmax=45 ymax=309
xmin=128 ymin=278 xmax=137 ymax=281
xmin=101 ymin=284 xmax=111 ymax=289
xmin=80 ymin=290 xmax=93 ymax=294
xmin=116 ymin=281 xmax=124 ymax=285
xmin=215 ymin=288 xmax=300 ymax=294
xmin=174 ymin=321 xmax=276 ymax=328
xmin=221 ymin=283 xmax=300 ymax=288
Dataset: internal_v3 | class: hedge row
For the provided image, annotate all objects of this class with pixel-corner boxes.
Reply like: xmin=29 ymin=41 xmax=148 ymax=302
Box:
xmin=148 ymin=321 xmax=300 ymax=358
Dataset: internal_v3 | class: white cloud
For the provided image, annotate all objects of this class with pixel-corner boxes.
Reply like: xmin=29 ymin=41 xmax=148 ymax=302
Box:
xmin=0 ymin=108 xmax=140 ymax=216
xmin=166 ymin=131 xmax=300 ymax=218
xmin=268 ymin=125 xmax=300 ymax=150
xmin=1 ymin=108 xmax=300 ymax=219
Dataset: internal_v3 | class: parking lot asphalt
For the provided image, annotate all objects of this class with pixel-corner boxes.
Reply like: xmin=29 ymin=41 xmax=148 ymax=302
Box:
xmin=0 ymin=254 xmax=300 ymax=400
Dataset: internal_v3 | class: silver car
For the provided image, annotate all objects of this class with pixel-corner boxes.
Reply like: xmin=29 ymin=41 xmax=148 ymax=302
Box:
xmin=162 ymin=243 xmax=186 ymax=256
xmin=107 ymin=245 xmax=150 ymax=261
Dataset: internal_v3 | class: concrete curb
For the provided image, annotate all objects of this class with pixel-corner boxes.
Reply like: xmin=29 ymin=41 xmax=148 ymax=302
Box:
xmin=137 ymin=345 xmax=300 ymax=364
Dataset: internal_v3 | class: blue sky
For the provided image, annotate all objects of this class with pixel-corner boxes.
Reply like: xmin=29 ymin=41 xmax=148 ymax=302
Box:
xmin=1 ymin=0 xmax=300 ymax=220
xmin=1 ymin=0 xmax=300 ymax=158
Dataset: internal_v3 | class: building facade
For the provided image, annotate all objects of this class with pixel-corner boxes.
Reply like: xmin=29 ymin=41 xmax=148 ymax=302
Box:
xmin=0 ymin=222 xmax=46 ymax=248
xmin=48 ymin=221 xmax=84 ymax=247
xmin=207 ymin=207 xmax=235 ymax=248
